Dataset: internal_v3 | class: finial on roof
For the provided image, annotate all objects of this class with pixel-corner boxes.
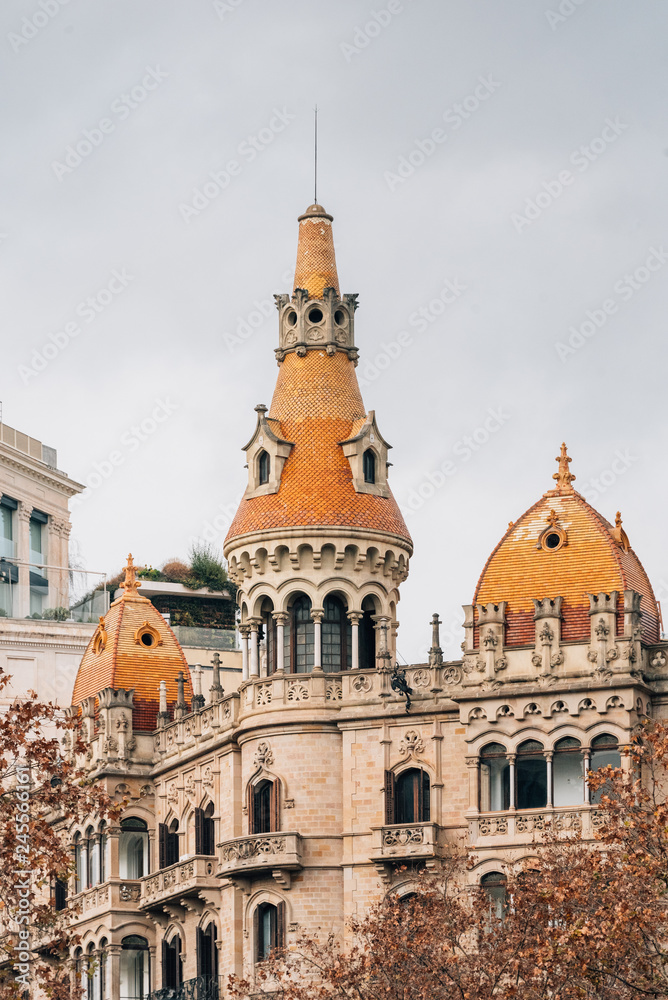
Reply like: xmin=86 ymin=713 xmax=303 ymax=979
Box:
xmin=121 ymin=553 xmax=142 ymax=595
xmin=552 ymin=442 xmax=576 ymax=491
xmin=612 ymin=511 xmax=630 ymax=552
xmin=615 ymin=511 xmax=622 ymax=528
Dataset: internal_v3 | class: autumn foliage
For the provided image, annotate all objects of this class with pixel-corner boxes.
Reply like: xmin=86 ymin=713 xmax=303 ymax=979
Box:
xmin=0 ymin=671 xmax=120 ymax=1000
xmin=233 ymin=721 xmax=668 ymax=1000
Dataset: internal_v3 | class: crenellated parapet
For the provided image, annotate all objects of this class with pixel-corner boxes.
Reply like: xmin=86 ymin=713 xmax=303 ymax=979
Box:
xmin=274 ymin=287 xmax=359 ymax=363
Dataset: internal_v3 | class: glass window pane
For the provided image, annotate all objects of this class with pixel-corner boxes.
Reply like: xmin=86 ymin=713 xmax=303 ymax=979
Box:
xmin=516 ymin=756 xmax=547 ymax=809
xmin=553 ymin=750 xmax=584 ymax=806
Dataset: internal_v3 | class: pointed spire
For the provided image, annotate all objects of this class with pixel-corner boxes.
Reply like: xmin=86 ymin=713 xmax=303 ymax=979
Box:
xmin=293 ymin=203 xmax=340 ymax=298
xmin=121 ymin=553 xmax=142 ymax=596
xmin=552 ymin=443 xmax=576 ymax=492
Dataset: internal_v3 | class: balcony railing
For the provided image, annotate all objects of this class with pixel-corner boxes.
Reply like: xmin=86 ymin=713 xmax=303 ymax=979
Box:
xmin=140 ymin=856 xmax=219 ymax=910
xmin=148 ymin=976 xmax=223 ymax=1000
xmin=68 ymin=879 xmax=141 ymax=919
xmin=218 ymin=832 xmax=302 ymax=880
xmin=370 ymin=823 xmax=444 ymax=862
xmin=469 ymin=804 xmax=606 ymax=844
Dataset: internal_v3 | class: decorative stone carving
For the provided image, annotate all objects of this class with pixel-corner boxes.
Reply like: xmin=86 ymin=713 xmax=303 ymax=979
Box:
xmin=410 ymin=668 xmax=430 ymax=688
xmin=326 ymin=681 xmax=342 ymax=701
xmin=287 ymin=682 xmax=309 ymax=702
xmin=202 ymin=766 xmax=214 ymax=788
xmin=352 ymin=674 xmax=371 ymax=693
xmin=253 ymin=741 xmax=274 ymax=768
xmin=442 ymin=666 xmax=462 ymax=686
xmin=382 ymin=826 xmax=424 ymax=847
xmin=398 ymin=729 xmax=425 ymax=757
xmin=256 ymin=684 xmax=272 ymax=706
xmin=185 ymin=774 xmax=196 ymax=800
xmin=221 ymin=836 xmax=286 ymax=862
xmin=166 ymin=783 xmax=178 ymax=805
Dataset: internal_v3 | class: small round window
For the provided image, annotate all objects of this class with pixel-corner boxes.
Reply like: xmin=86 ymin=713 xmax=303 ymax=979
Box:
xmin=140 ymin=631 xmax=155 ymax=647
xmin=334 ymin=309 xmax=346 ymax=326
xmin=286 ymin=310 xmax=297 ymax=327
xmin=308 ymin=307 xmax=323 ymax=324
xmin=540 ymin=528 xmax=566 ymax=552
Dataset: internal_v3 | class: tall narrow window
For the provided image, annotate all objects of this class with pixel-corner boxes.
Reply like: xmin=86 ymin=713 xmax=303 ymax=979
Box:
xmin=263 ymin=604 xmax=277 ymax=674
xmin=479 ymin=743 xmax=510 ymax=811
xmin=322 ymin=595 xmax=352 ymax=672
xmin=590 ymin=734 xmax=621 ymax=804
xmin=99 ymin=824 xmax=107 ymax=883
xmin=358 ymin=602 xmax=376 ymax=670
xmin=553 ymin=737 xmax=584 ymax=807
xmin=481 ymin=871 xmax=507 ymax=922
xmin=54 ymin=877 xmax=68 ymax=911
xmin=29 ymin=511 xmax=48 ymax=615
xmin=258 ymin=450 xmax=270 ymax=486
xmin=99 ymin=942 xmax=107 ymax=1000
xmin=120 ymin=936 xmax=149 ymax=1000
xmin=119 ymin=818 xmax=148 ymax=879
xmin=255 ymin=902 xmax=285 ymax=963
xmin=159 ymin=821 xmax=179 ymax=868
xmin=74 ymin=833 xmax=84 ymax=894
xmin=162 ymin=934 xmax=182 ymax=990
xmin=195 ymin=804 xmax=216 ymax=855
xmin=516 ymin=740 xmax=547 ymax=810
xmin=0 ymin=496 xmax=17 ymax=617
xmin=291 ymin=595 xmax=314 ymax=673
xmin=197 ymin=923 xmax=218 ymax=982
xmin=363 ymin=449 xmax=376 ymax=484
xmin=250 ymin=779 xmax=278 ymax=834
xmin=394 ymin=768 xmax=430 ymax=823
xmin=86 ymin=826 xmax=98 ymax=887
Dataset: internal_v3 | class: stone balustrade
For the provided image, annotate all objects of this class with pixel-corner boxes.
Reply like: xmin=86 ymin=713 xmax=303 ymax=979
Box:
xmin=469 ymin=805 xmax=606 ymax=845
xmin=68 ymin=879 xmax=141 ymax=920
xmin=218 ymin=832 xmax=303 ymax=880
xmin=370 ymin=822 xmax=444 ymax=862
xmin=139 ymin=856 xmax=219 ymax=909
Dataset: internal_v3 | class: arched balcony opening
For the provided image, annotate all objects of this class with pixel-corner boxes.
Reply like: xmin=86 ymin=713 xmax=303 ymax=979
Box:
xmin=359 ymin=596 xmax=377 ymax=670
xmin=322 ymin=594 xmax=352 ymax=672
xmin=590 ymin=733 xmax=621 ymax=804
xmin=120 ymin=935 xmax=149 ymax=1000
xmin=516 ymin=740 xmax=547 ymax=810
xmin=479 ymin=743 xmax=510 ymax=812
xmin=119 ymin=818 xmax=149 ymax=879
xmin=553 ymin=737 xmax=584 ymax=806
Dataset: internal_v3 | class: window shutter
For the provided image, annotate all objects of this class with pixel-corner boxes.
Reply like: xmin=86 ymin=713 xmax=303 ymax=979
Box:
xmin=161 ymin=938 xmax=169 ymax=989
xmin=277 ymin=900 xmax=286 ymax=950
xmin=270 ymin=781 xmax=280 ymax=833
xmin=194 ymin=808 xmax=204 ymax=855
xmin=247 ymin=782 xmax=255 ymax=834
xmin=253 ymin=906 xmax=260 ymax=963
xmin=196 ymin=926 xmax=203 ymax=977
xmin=158 ymin=823 xmax=167 ymax=870
xmin=422 ymin=770 xmax=430 ymax=822
xmin=384 ymin=770 xmax=395 ymax=825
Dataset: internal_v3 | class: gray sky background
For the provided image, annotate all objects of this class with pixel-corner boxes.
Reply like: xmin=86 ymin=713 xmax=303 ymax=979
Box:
xmin=2 ymin=0 xmax=667 ymax=661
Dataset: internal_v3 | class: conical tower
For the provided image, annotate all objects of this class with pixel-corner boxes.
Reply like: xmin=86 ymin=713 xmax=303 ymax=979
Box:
xmin=224 ymin=204 xmax=412 ymax=678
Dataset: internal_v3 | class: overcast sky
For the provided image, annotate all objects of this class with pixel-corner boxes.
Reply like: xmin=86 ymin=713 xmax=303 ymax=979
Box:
xmin=2 ymin=0 xmax=667 ymax=661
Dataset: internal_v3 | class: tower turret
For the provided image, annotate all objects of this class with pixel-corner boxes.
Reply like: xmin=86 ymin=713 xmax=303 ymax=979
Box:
xmin=224 ymin=203 xmax=412 ymax=678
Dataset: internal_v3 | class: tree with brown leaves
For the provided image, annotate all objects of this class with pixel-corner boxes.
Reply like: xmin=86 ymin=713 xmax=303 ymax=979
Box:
xmin=0 ymin=671 xmax=120 ymax=1000
xmin=232 ymin=720 xmax=668 ymax=1000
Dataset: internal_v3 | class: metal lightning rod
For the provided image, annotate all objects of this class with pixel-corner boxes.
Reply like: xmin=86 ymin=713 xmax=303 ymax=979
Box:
xmin=314 ymin=104 xmax=318 ymax=204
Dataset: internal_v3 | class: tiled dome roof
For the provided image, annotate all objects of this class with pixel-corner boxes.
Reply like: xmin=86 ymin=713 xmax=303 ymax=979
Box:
xmin=72 ymin=555 xmax=192 ymax=731
xmin=473 ymin=446 xmax=660 ymax=646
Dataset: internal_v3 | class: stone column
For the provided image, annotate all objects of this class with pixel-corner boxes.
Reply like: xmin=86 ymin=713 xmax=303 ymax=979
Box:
xmin=108 ymin=825 xmax=121 ymax=879
xmin=582 ymin=749 xmax=591 ymax=804
xmin=248 ymin=619 xmax=261 ymax=678
xmin=15 ymin=502 xmax=31 ymax=618
xmin=428 ymin=613 xmax=443 ymax=666
xmin=273 ymin=612 xmax=288 ymax=674
xmin=191 ymin=665 xmax=205 ymax=711
xmin=107 ymin=943 xmax=122 ymax=1000
xmin=465 ymin=755 xmax=480 ymax=812
xmin=157 ymin=680 xmax=170 ymax=727
xmin=347 ymin=612 xmax=363 ymax=669
xmin=545 ymin=752 xmax=553 ymax=808
xmin=311 ymin=609 xmax=324 ymax=672
xmin=239 ymin=624 xmax=250 ymax=682
xmin=373 ymin=615 xmax=392 ymax=670
xmin=508 ymin=754 xmax=516 ymax=811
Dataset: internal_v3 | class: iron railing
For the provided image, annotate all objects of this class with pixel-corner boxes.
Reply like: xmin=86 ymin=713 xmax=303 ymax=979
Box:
xmin=148 ymin=976 xmax=223 ymax=1000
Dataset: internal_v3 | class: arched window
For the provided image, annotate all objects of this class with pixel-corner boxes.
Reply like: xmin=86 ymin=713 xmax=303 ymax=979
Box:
xmin=195 ymin=803 xmax=215 ymax=855
xmin=159 ymin=819 xmax=179 ymax=869
xmin=197 ymin=922 xmax=218 ymax=982
xmin=363 ymin=449 xmax=376 ymax=484
xmin=392 ymin=768 xmax=430 ymax=824
xmin=119 ymin=818 xmax=148 ymax=879
xmin=120 ymin=936 xmax=149 ymax=1000
xmin=73 ymin=833 xmax=84 ymax=894
xmin=86 ymin=943 xmax=96 ymax=1000
xmin=258 ymin=450 xmax=270 ymax=486
xmin=516 ymin=740 xmax=547 ymax=810
xmin=261 ymin=600 xmax=277 ymax=675
xmin=290 ymin=595 xmax=314 ymax=673
xmin=99 ymin=823 xmax=107 ymax=883
xmin=54 ymin=876 xmax=68 ymax=911
xmin=479 ymin=743 xmax=510 ymax=812
xmin=553 ymin=737 xmax=583 ymax=807
xmin=590 ymin=734 xmax=621 ymax=804
xmin=162 ymin=934 xmax=182 ymax=990
xmin=250 ymin=779 xmax=278 ymax=834
xmin=322 ymin=595 xmax=352 ymax=672
xmin=481 ymin=871 xmax=507 ymax=922
xmin=86 ymin=825 xmax=98 ymax=888
xmin=74 ymin=949 xmax=84 ymax=999
xmin=358 ymin=598 xmax=376 ymax=670
xmin=99 ymin=940 xmax=108 ymax=1000
xmin=255 ymin=902 xmax=285 ymax=963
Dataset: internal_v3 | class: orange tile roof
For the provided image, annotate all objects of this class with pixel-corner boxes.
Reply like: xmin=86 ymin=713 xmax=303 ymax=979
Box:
xmin=293 ymin=204 xmax=339 ymax=298
xmin=72 ymin=556 xmax=192 ymax=730
xmin=225 ymin=350 xmax=411 ymax=543
xmin=474 ymin=486 xmax=659 ymax=646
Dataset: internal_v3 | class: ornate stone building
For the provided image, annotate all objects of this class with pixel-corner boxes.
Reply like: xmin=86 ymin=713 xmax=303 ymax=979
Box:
xmin=64 ymin=202 xmax=668 ymax=1000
